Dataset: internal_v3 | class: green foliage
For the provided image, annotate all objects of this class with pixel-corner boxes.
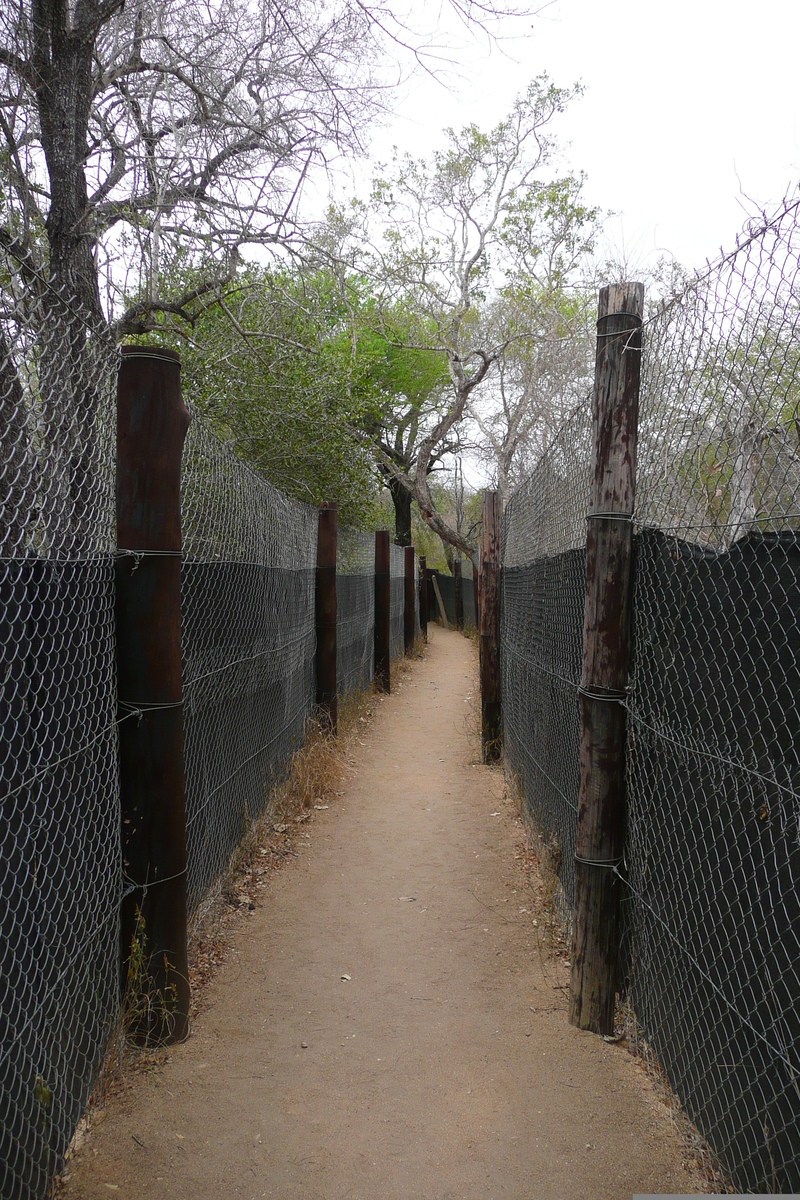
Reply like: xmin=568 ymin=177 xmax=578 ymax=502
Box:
xmin=126 ymin=266 xmax=372 ymax=525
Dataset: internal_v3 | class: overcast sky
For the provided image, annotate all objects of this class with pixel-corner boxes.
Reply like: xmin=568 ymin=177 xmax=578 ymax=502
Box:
xmin=359 ymin=0 xmax=800 ymax=276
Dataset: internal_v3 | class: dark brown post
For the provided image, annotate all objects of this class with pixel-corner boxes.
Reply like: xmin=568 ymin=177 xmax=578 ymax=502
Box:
xmin=403 ymin=545 xmax=415 ymax=654
xmin=453 ymin=558 xmax=464 ymax=631
xmin=569 ymin=282 xmax=644 ymax=1036
xmin=479 ymin=490 xmax=501 ymax=763
xmin=374 ymin=530 xmax=391 ymax=692
xmin=316 ymin=502 xmax=338 ymax=734
xmin=418 ymin=555 xmax=428 ymax=641
xmin=116 ymin=346 xmax=190 ymax=1044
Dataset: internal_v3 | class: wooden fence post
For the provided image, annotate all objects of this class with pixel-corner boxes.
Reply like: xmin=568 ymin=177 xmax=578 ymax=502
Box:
xmin=418 ymin=554 xmax=428 ymax=641
xmin=116 ymin=346 xmax=190 ymax=1044
xmin=404 ymin=545 xmax=415 ymax=654
xmin=454 ymin=558 xmax=464 ymax=631
xmin=316 ymin=502 xmax=338 ymax=734
xmin=479 ymin=490 xmax=501 ymax=763
xmin=374 ymin=530 xmax=391 ymax=692
xmin=569 ymin=281 xmax=644 ymax=1036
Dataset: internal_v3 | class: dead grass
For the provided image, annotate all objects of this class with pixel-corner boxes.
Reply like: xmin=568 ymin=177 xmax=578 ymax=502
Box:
xmin=504 ymin=768 xmax=570 ymax=956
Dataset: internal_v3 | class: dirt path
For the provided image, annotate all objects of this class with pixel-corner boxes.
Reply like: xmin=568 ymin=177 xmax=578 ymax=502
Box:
xmin=63 ymin=627 xmax=702 ymax=1200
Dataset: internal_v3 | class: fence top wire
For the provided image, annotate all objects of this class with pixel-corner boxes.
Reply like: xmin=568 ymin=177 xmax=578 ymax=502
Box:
xmin=504 ymin=196 xmax=800 ymax=558
xmin=181 ymin=405 xmax=318 ymax=571
xmin=637 ymin=198 xmax=800 ymax=547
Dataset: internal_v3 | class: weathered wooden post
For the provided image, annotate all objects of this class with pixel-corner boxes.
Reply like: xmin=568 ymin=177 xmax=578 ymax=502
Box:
xmin=316 ymin=501 xmax=338 ymax=734
xmin=479 ymin=490 xmax=501 ymax=763
xmin=403 ymin=545 xmax=416 ymax=655
xmin=374 ymin=530 xmax=391 ymax=692
xmin=454 ymin=558 xmax=464 ymax=631
xmin=418 ymin=554 xmax=428 ymax=641
xmin=569 ymin=282 xmax=643 ymax=1036
xmin=116 ymin=346 xmax=190 ymax=1044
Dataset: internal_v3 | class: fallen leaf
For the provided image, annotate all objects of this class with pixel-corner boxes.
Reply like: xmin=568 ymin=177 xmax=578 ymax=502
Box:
xmin=341 ymin=974 xmax=351 ymax=981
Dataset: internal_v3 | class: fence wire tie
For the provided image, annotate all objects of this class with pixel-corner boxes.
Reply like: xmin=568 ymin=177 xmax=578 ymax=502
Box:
xmin=574 ymin=854 xmax=624 ymax=870
xmin=115 ymin=548 xmax=183 ymax=573
xmin=123 ymin=865 xmax=188 ymax=893
xmin=576 ymin=684 xmax=627 ymax=703
xmin=118 ymin=699 xmax=184 ymax=724
xmin=585 ymin=511 xmax=634 ymax=523
xmin=595 ymin=313 xmax=643 ymax=348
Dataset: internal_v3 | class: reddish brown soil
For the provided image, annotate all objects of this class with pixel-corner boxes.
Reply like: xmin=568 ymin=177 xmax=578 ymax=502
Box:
xmin=60 ymin=627 xmax=705 ymax=1199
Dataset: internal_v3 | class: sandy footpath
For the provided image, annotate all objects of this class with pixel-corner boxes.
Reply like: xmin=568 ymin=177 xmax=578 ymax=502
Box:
xmin=61 ymin=626 xmax=704 ymax=1200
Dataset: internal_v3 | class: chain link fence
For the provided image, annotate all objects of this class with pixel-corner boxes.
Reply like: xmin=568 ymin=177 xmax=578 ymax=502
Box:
xmin=0 ymin=245 xmax=426 ymax=1195
xmin=389 ymin=542 xmax=406 ymax=659
xmin=0 ymin=249 xmax=120 ymax=1200
xmin=502 ymin=200 xmax=800 ymax=1192
xmin=180 ymin=416 xmax=318 ymax=911
xmin=623 ymin=201 xmax=800 ymax=1193
xmin=501 ymin=403 xmax=591 ymax=926
xmin=336 ymin=526 xmax=375 ymax=696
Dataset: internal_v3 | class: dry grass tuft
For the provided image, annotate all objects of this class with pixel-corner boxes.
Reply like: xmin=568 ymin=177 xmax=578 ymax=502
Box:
xmin=505 ymin=768 xmax=570 ymax=955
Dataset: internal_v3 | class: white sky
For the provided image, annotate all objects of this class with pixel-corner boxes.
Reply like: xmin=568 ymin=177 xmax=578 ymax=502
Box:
xmin=360 ymin=0 xmax=800 ymax=276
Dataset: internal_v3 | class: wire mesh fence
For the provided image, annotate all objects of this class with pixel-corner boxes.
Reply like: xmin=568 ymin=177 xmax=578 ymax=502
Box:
xmin=336 ymin=526 xmax=375 ymax=696
xmin=502 ymin=199 xmax=800 ymax=1193
xmin=389 ymin=542 xmax=406 ymax=659
xmin=180 ymin=416 xmax=318 ymax=911
xmin=0 ymin=243 xmax=426 ymax=1195
xmin=0 ymin=249 xmax=121 ymax=1200
xmin=623 ymin=201 xmax=800 ymax=1194
xmin=501 ymin=403 xmax=591 ymax=925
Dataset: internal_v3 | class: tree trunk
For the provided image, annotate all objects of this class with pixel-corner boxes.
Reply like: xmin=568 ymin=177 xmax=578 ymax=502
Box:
xmin=30 ymin=0 xmax=109 ymax=551
xmin=389 ymin=475 xmax=413 ymax=546
xmin=0 ymin=330 xmax=33 ymax=555
xmin=33 ymin=0 xmax=101 ymax=316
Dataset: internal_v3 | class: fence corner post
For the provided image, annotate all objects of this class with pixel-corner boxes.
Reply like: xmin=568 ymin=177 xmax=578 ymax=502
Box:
xmin=418 ymin=555 xmax=428 ymax=642
xmin=569 ymin=281 xmax=644 ymax=1036
xmin=454 ymin=558 xmax=464 ymax=631
xmin=403 ymin=545 xmax=415 ymax=655
xmin=479 ymin=490 xmax=501 ymax=763
xmin=316 ymin=501 xmax=338 ymax=734
xmin=374 ymin=530 xmax=390 ymax=692
xmin=116 ymin=345 xmax=190 ymax=1045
